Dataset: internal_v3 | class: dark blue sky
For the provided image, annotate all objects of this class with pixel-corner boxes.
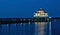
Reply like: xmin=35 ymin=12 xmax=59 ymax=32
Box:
xmin=0 ymin=0 xmax=60 ymax=18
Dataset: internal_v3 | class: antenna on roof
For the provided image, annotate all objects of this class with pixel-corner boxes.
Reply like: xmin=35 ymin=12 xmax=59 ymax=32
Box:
xmin=40 ymin=8 xmax=43 ymax=9
xmin=37 ymin=8 xmax=44 ymax=11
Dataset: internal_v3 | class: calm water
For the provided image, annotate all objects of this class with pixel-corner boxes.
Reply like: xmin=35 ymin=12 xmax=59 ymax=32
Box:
xmin=0 ymin=20 xmax=60 ymax=35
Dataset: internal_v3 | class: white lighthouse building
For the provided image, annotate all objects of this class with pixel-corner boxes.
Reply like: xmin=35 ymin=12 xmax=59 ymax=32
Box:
xmin=34 ymin=8 xmax=48 ymax=18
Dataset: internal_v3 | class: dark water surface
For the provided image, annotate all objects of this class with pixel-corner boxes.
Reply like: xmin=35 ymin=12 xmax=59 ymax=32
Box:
xmin=0 ymin=20 xmax=60 ymax=35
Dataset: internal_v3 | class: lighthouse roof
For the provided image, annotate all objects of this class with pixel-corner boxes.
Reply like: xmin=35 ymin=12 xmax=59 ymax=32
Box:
xmin=35 ymin=8 xmax=47 ymax=13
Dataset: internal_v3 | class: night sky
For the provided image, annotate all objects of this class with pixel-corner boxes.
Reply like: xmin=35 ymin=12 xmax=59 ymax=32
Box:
xmin=0 ymin=0 xmax=60 ymax=18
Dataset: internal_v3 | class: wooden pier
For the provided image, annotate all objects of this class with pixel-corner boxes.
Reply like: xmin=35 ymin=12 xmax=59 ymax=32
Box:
xmin=0 ymin=17 xmax=59 ymax=24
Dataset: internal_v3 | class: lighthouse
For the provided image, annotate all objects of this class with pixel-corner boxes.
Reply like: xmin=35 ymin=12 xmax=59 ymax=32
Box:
xmin=34 ymin=8 xmax=48 ymax=18
xmin=34 ymin=8 xmax=49 ymax=22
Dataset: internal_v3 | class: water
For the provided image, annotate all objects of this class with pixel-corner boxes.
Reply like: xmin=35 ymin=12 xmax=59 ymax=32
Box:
xmin=0 ymin=20 xmax=60 ymax=35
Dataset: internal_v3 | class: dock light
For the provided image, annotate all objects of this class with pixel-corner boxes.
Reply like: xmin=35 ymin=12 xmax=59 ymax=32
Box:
xmin=49 ymin=17 xmax=51 ymax=18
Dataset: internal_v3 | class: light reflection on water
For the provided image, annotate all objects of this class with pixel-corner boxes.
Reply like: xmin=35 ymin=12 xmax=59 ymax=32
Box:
xmin=35 ymin=22 xmax=50 ymax=35
xmin=0 ymin=22 xmax=51 ymax=35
